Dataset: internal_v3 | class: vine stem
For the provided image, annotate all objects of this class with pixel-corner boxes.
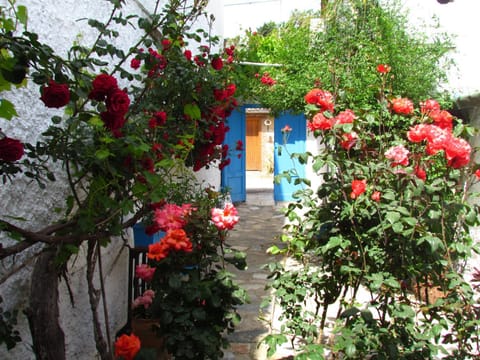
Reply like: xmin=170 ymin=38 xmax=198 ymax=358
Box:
xmin=97 ymin=242 xmax=113 ymax=359
xmin=87 ymin=240 xmax=110 ymax=360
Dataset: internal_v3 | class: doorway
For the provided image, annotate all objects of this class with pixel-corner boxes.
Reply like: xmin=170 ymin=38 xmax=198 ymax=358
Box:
xmin=222 ymin=106 xmax=306 ymax=204
xmin=245 ymin=109 xmax=274 ymax=205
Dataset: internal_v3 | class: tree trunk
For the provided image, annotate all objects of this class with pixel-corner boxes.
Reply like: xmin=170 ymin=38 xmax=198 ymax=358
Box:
xmin=26 ymin=248 xmax=66 ymax=360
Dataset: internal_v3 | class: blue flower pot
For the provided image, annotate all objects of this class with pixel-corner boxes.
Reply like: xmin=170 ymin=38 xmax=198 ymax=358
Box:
xmin=132 ymin=224 xmax=164 ymax=248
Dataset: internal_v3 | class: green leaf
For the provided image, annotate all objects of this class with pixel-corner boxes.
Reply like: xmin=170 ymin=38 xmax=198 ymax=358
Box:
xmin=183 ymin=103 xmax=201 ymax=120
xmin=95 ymin=149 xmax=111 ymax=160
xmin=385 ymin=211 xmax=400 ymax=224
xmin=345 ymin=343 xmax=356 ymax=357
xmin=402 ymin=217 xmax=418 ymax=226
xmin=392 ymin=222 xmax=404 ymax=233
xmin=16 ymin=6 xmax=28 ymax=27
xmin=0 ymin=99 xmax=18 ymax=120
xmin=89 ymin=116 xmax=104 ymax=128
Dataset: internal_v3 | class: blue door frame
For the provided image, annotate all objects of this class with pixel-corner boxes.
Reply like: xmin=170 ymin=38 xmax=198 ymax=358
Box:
xmin=221 ymin=106 xmax=246 ymax=203
xmin=274 ymin=112 xmax=306 ymax=202
xmin=222 ymin=106 xmax=306 ymax=203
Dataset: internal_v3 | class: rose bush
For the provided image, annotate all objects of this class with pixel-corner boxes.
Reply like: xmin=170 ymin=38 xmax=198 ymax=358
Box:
xmin=129 ymin=188 xmax=246 ymax=359
xmin=264 ymin=65 xmax=480 ymax=359
xmin=0 ymin=1 xmax=245 ymax=359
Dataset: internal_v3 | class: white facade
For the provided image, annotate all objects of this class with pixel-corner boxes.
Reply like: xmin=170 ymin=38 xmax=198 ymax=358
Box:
xmin=0 ymin=0 xmax=223 ymax=359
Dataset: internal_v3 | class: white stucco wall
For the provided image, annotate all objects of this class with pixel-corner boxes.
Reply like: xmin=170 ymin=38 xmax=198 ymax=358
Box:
xmin=0 ymin=0 xmax=224 ymax=359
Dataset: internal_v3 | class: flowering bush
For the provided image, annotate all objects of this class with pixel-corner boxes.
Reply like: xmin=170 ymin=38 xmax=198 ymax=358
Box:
xmin=0 ymin=1 xmax=244 ymax=359
xmin=128 ymin=189 xmax=246 ymax=359
xmin=265 ymin=66 xmax=480 ymax=359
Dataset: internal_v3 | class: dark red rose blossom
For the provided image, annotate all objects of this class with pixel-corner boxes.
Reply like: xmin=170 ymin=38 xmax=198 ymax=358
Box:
xmin=40 ymin=80 xmax=70 ymax=108
xmin=0 ymin=137 xmax=24 ymax=161
xmin=235 ymin=140 xmax=244 ymax=151
xmin=184 ymin=50 xmax=192 ymax=61
xmin=89 ymin=74 xmax=118 ymax=101
xmin=106 ymin=88 xmax=130 ymax=115
xmin=130 ymin=58 xmax=141 ymax=69
xmin=161 ymin=39 xmax=172 ymax=51
xmin=194 ymin=56 xmax=206 ymax=67
xmin=211 ymin=57 xmax=223 ymax=70
xmin=100 ymin=111 xmax=126 ymax=134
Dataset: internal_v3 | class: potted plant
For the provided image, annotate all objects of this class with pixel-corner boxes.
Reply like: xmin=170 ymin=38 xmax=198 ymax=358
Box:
xmin=118 ymin=187 xmax=248 ymax=360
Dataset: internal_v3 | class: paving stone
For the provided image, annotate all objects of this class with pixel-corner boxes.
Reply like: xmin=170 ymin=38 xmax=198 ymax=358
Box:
xmin=222 ymin=199 xmax=286 ymax=359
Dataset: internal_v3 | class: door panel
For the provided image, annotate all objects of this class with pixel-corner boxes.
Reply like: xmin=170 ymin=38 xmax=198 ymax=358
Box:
xmin=246 ymin=116 xmax=262 ymax=170
xmin=221 ymin=107 xmax=246 ymax=203
xmin=274 ymin=113 xmax=306 ymax=202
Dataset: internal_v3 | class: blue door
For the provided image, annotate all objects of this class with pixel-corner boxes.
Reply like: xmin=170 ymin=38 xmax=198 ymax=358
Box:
xmin=221 ymin=106 xmax=246 ymax=203
xmin=273 ymin=113 xmax=306 ymax=202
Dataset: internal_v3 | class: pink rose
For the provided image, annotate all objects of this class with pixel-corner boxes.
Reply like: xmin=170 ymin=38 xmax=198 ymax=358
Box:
xmin=211 ymin=203 xmax=239 ymax=231
xmin=135 ymin=264 xmax=156 ymax=282
xmin=385 ymin=144 xmax=410 ymax=167
xmin=371 ymin=191 xmax=381 ymax=202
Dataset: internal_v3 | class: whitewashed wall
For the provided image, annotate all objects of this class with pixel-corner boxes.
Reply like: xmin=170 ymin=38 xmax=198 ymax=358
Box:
xmin=0 ymin=0 xmax=223 ymax=359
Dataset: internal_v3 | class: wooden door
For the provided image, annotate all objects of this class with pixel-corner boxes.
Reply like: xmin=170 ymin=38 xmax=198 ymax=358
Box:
xmin=246 ymin=115 xmax=262 ymax=170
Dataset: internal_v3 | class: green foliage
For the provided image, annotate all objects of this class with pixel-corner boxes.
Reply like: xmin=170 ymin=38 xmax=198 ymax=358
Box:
xmin=0 ymin=0 xmax=245 ymax=356
xmin=232 ymin=0 xmax=453 ymax=115
xmin=137 ymin=190 xmax=248 ymax=360
xmin=256 ymin=3 xmax=480 ymax=356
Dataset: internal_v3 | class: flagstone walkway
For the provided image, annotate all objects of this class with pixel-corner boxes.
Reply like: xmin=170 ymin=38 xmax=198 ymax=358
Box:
xmin=219 ymin=168 xmax=303 ymax=360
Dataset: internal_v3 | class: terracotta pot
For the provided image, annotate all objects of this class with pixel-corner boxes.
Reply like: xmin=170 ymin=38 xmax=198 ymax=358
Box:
xmin=131 ymin=318 xmax=170 ymax=360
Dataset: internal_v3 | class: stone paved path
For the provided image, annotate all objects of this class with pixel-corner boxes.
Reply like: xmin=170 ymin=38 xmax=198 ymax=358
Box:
xmin=222 ymin=201 xmax=287 ymax=360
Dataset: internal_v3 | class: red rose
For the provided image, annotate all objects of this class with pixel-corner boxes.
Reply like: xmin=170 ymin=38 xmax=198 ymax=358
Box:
xmin=0 ymin=137 xmax=24 ymax=161
xmin=106 ymin=88 xmax=130 ymax=115
xmin=114 ymin=334 xmax=140 ymax=360
xmin=89 ymin=74 xmax=118 ymax=101
xmin=184 ymin=50 xmax=192 ymax=61
xmin=40 ymin=80 xmax=70 ymax=108
xmin=211 ymin=56 xmax=223 ymax=70
xmin=350 ymin=179 xmax=367 ymax=199
xmin=304 ymin=88 xmax=334 ymax=112
xmin=308 ymin=112 xmax=334 ymax=131
xmin=390 ymin=97 xmax=414 ymax=115
xmin=100 ymin=111 xmax=126 ymax=134
xmin=130 ymin=58 xmax=141 ymax=69
xmin=376 ymin=64 xmax=391 ymax=74
xmin=161 ymin=39 xmax=172 ymax=51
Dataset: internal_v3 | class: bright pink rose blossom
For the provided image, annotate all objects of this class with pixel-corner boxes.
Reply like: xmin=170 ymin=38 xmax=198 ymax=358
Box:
xmin=211 ymin=203 xmax=239 ymax=231
xmin=135 ymin=264 xmax=156 ymax=282
xmin=385 ymin=144 xmax=410 ymax=167
xmin=154 ymin=203 xmax=195 ymax=232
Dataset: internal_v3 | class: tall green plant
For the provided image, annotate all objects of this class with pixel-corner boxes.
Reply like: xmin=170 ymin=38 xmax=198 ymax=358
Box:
xmin=263 ymin=65 xmax=480 ymax=359
xmin=233 ymin=0 xmax=453 ymax=114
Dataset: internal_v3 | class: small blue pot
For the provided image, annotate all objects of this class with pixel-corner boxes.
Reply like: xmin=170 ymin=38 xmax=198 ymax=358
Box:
xmin=132 ymin=223 xmax=165 ymax=248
